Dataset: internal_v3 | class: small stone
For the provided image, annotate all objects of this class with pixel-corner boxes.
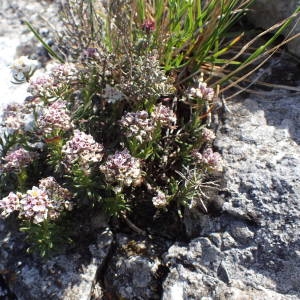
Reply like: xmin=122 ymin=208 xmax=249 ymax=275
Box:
xmin=222 ymin=232 xmax=237 ymax=250
xmin=229 ymin=222 xmax=255 ymax=245
xmin=209 ymin=233 xmax=222 ymax=248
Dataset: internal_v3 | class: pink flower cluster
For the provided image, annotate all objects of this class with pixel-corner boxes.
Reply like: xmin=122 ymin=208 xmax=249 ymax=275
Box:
xmin=192 ymin=148 xmax=223 ymax=172
xmin=62 ymin=130 xmax=104 ymax=169
xmin=39 ymin=176 xmax=72 ymax=202
xmin=27 ymin=63 xmax=77 ymax=97
xmin=202 ymin=128 xmax=216 ymax=142
xmin=100 ymin=149 xmax=142 ymax=189
xmin=1 ymin=148 xmax=36 ymax=172
xmin=0 ymin=192 xmax=22 ymax=216
xmin=50 ymin=63 xmax=77 ymax=83
xmin=188 ymin=80 xmax=214 ymax=102
xmin=37 ymin=100 xmax=73 ymax=135
xmin=120 ymin=104 xmax=176 ymax=143
xmin=152 ymin=190 xmax=168 ymax=208
xmin=0 ymin=177 xmax=72 ymax=224
xmin=120 ymin=111 xmax=155 ymax=143
xmin=1 ymin=104 xmax=25 ymax=131
xmin=28 ymin=75 xmax=55 ymax=97
xmin=151 ymin=104 xmax=177 ymax=127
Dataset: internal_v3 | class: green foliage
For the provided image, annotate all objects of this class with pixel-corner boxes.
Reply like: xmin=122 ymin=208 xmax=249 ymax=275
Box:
xmin=107 ymin=0 xmax=300 ymax=89
xmin=1 ymin=0 xmax=299 ymax=256
xmin=20 ymin=218 xmax=72 ymax=257
xmin=102 ymin=192 xmax=129 ymax=217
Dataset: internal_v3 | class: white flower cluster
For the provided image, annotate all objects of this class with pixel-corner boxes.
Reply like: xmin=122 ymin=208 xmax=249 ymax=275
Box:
xmin=62 ymin=130 xmax=104 ymax=169
xmin=0 ymin=177 xmax=72 ymax=224
xmin=192 ymin=148 xmax=223 ymax=172
xmin=187 ymin=78 xmax=214 ymax=102
xmin=37 ymin=100 xmax=73 ymax=135
xmin=11 ymin=56 xmax=38 ymax=81
xmin=120 ymin=111 xmax=155 ymax=143
xmin=1 ymin=148 xmax=37 ymax=172
xmin=100 ymin=149 xmax=142 ymax=189
xmin=152 ymin=190 xmax=168 ymax=208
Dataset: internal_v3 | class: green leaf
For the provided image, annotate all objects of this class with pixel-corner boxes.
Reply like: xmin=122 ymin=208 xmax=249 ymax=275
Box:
xmin=24 ymin=21 xmax=64 ymax=63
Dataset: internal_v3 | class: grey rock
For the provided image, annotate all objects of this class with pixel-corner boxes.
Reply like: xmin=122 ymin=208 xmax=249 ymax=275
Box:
xmin=228 ymin=221 xmax=255 ymax=245
xmin=247 ymin=0 xmax=300 ymax=57
xmin=104 ymin=234 xmax=167 ymax=299
xmin=164 ymin=238 xmax=222 ymax=279
xmin=0 ymin=0 xmax=61 ymax=113
xmin=221 ymin=232 xmax=238 ymax=250
xmin=1 ymin=1 xmax=300 ymax=299
xmin=183 ymin=208 xmax=222 ymax=238
xmin=0 ymin=222 xmax=113 ymax=300
xmin=163 ymin=89 xmax=300 ymax=299
xmin=209 ymin=233 xmax=222 ymax=248
xmin=163 ymin=239 xmax=298 ymax=300
xmin=216 ymin=90 xmax=300 ymax=296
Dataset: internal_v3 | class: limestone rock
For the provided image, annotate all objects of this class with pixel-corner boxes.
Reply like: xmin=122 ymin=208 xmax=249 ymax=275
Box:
xmin=162 ymin=88 xmax=300 ymax=299
xmin=0 ymin=222 xmax=113 ymax=300
xmin=215 ymin=90 xmax=300 ymax=297
xmin=103 ymin=234 xmax=168 ymax=299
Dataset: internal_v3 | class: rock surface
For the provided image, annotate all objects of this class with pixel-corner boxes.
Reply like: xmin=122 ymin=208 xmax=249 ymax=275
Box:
xmin=104 ymin=234 xmax=169 ymax=300
xmin=247 ymin=0 xmax=300 ymax=56
xmin=162 ymin=90 xmax=300 ymax=299
xmin=0 ymin=218 xmax=112 ymax=300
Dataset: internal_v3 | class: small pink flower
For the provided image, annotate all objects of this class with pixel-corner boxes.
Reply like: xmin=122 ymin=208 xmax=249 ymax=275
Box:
xmin=81 ymin=48 xmax=100 ymax=60
xmin=151 ymin=104 xmax=177 ymax=127
xmin=2 ymin=148 xmax=36 ymax=172
xmin=62 ymin=130 xmax=104 ymax=169
xmin=37 ymin=100 xmax=73 ymax=134
xmin=188 ymin=80 xmax=214 ymax=102
xmin=202 ymin=128 xmax=216 ymax=142
xmin=152 ymin=190 xmax=168 ymax=208
xmin=193 ymin=148 xmax=223 ymax=172
xmin=100 ymin=149 xmax=142 ymax=188
xmin=142 ymin=20 xmax=155 ymax=32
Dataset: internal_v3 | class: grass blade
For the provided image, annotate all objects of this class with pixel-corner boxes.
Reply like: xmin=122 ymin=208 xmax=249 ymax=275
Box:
xmin=25 ymin=21 xmax=64 ymax=63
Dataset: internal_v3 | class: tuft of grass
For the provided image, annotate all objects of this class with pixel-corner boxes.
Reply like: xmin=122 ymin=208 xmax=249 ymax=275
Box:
xmin=104 ymin=0 xmax=300 ymax=92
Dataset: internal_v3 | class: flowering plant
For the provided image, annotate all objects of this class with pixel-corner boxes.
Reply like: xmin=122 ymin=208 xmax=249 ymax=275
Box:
xmin=11 ymin=56 xmax=38 ymax=82
xmin=0 ymin=0 xmax=231 ymax=256
xmin=0 ymin=0 xmax=297 ymax=259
